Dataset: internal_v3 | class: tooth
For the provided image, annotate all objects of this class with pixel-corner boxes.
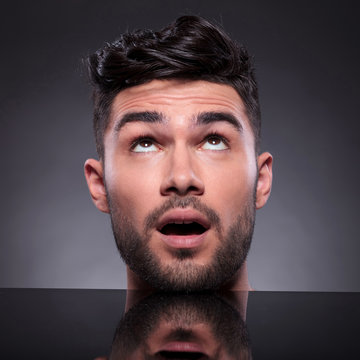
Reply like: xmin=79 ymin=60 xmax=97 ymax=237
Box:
xmin=183 ymin=220 xmax=193 ymax=224
xmin=174 ymin=221 xmax=183 ymax=224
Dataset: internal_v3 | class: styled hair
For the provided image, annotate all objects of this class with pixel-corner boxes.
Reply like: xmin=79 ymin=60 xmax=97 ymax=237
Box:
xmin=86 ymin=15 xmax=261 ymax=158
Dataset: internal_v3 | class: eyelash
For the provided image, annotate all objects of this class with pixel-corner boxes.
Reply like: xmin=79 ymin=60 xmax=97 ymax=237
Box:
xmin=129 ymin=134 xmax=158 ymax=151
xmin=202 ymin=131 xmax=230 ymax=147
xmin=129 ymin=131 xmax=229 ymax=151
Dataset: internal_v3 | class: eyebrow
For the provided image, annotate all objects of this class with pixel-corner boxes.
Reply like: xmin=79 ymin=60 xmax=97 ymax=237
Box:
xmin=113 ymin=110 xmax=243 ymax=133
xmin=195 ymin=111 xmax=243 ymax=132
xmin=114 ymin=111 xmax=166 ymax=132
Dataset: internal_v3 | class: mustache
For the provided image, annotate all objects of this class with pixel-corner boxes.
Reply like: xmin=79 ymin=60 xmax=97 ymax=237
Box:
xmin=144 ymin=196 xmax=222 ymax=234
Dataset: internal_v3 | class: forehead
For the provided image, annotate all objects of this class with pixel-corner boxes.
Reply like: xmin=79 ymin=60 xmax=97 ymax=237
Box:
xmin=108 ymin=79 xmax=249 ymax=129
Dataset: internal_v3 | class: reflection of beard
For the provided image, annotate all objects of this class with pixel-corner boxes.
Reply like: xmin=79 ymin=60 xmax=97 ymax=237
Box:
xmin=110 ymin=292 xmax=251 ymax=360
xmin=107 ymin=188 xmax=256 ymax=291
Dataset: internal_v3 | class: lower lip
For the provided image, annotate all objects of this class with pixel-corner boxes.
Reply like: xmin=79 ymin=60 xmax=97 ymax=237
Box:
xmin=158 ymin=231 xmax=208 ymax=249
xmin=160 ymin=341 xmax=205 ymax=353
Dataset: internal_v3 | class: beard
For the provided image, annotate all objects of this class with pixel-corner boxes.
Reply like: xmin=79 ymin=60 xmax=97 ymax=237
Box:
xmin=107 ymin=191 xmax=256 ymax=291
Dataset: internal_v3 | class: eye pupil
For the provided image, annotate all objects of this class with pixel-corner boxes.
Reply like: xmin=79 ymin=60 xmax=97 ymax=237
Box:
xmin=140 ymin=140 xmax=151 ymax=147
xmin=209 ymin=137 xmax=220 ymax=145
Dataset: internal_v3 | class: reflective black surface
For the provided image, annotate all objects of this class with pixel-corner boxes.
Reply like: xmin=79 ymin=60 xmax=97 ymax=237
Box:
xmin=1 ymin=289 xmax=359 ymax=359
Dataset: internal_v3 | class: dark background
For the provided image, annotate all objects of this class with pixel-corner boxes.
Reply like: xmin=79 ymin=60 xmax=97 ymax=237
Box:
xmin=1 ymin=0 xmax=359 ymax=291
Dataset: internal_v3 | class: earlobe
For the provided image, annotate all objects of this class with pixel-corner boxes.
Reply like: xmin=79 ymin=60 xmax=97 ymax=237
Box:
xmin=84 ymin=159 xmax=110 ymax=213
xmin=255 ymin=152 xmax=273 ymax=209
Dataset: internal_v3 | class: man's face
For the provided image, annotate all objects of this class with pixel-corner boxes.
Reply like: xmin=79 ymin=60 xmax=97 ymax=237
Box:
xmin=86 ymin=79 xmax=272 ymax=291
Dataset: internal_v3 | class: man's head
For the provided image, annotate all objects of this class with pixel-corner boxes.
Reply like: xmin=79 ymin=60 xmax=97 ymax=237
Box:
xmin=84 ymin=16 xmax=272 ymax=291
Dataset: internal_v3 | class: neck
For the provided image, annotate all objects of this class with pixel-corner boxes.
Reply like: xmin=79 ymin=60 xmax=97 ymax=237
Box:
xmin=220 ymin=262 xmax=253 ymax=291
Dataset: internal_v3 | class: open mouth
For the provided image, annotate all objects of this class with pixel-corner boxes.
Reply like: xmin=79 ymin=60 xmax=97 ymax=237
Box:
xmin=156 ymin=209 xmax=211 ymax=248
xmin=159 ymin=222 xmax=207 ymax=236
xmin=156 ymin=350 xmax=208 ymax=359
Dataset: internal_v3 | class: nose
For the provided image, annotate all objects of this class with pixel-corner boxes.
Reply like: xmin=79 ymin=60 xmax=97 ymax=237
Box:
xmin=160 ymin=145 xmax=205 ymax=196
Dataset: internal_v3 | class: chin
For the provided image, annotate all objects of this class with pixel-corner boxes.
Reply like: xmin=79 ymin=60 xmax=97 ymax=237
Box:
xmin=139 ymin=258 xmax=237 ymax=292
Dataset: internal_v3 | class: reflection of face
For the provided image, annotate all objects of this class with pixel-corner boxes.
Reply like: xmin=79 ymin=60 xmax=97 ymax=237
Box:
xmin=110 ymin=293 xmax=251 ymax=360
xmin=104 ymin=80 xmax=259 ymax=291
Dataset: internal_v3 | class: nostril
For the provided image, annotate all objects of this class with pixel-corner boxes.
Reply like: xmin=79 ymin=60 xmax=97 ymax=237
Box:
xmin=166 ymin=186 xmax=180 ymax=194
xmin=187 ymin=185 xmax=201 ymax=193
xmin=163 ymin=185 xmax=203 ymax=196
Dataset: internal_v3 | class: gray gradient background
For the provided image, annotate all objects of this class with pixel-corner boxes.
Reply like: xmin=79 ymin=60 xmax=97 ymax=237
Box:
xmin=1 ymin=0 xmax=359 ymax=291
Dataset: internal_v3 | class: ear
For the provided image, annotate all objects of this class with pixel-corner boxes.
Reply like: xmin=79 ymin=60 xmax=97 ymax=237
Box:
xmin=84 ymin=158 xmax=110 ymax=213
xmin=256 ymin=152 xmax=273 ymax=209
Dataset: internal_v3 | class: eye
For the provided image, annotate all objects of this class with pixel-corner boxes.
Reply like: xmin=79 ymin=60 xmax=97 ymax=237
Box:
xmin=201 ymin=135 xmax=229 ymax=151
xmin=131 ymin=138 xmax=160 ymax=153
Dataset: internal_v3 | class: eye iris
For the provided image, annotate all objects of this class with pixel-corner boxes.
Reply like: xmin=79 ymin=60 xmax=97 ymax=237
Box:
xmin=209 ymin=137 xmax=220 ymax=145
xmin=140 ymin=140 xmax=152 ymax=147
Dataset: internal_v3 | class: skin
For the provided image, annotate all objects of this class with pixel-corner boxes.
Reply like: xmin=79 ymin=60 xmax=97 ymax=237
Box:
xmin=85 ymin=79 xmax=273 ymax=291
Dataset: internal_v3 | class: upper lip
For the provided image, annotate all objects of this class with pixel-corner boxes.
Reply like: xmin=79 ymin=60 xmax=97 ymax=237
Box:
xmin=156 ymin=208 xmax=211 ymax=233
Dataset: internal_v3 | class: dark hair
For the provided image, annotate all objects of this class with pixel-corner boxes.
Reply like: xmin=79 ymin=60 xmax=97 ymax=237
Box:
xmin=86 ymin=15 xmax=261 ymax=158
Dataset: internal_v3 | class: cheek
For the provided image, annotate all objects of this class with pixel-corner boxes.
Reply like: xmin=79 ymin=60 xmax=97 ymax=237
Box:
xmin=105 ymin=160 xmax=161 ymax=228
xmin=203 ymin=157 xmax=257 ymax=224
